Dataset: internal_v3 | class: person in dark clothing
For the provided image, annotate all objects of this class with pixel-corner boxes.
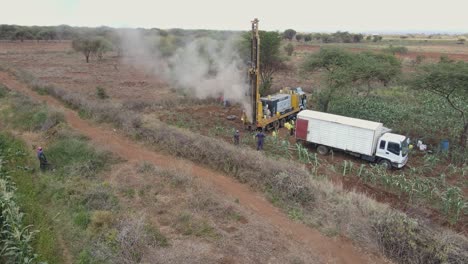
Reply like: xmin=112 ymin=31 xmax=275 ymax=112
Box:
xmin=233 ymin=130 xmax=240 ymax=145
xmin=37 ymin=147 xmax=48 ymax=171
xmin=255 ymin=130 xmax=266 ymax=151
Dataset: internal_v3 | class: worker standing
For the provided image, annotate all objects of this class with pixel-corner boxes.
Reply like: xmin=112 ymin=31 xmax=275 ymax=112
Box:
xmin=290 ymin=119 xmax=295 ymax=136
xmin=284 ymin=121 xmax=291 ymax=135
xmin=233 ymin=130 xmax=240 ymax=145
xmin=37 ymin=147 xmax=48 ymax=172
xmin=255 ymin=130 xmax=266 ymax=151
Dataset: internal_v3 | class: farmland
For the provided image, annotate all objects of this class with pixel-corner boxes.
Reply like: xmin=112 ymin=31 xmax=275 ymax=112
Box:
xmin=0 ymin=28 xmax=467 ymax=264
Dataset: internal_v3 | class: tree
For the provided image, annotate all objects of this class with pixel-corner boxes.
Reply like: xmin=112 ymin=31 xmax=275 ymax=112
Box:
xmin=410 ymin=61 xmax=468 ymax=147
xmin=302 ymin=48 xmax=355 ymax=111
xmin=242 ymin=31 xmax=285 ymax=95
xmin=36 ymin=30 xmax=55 ymax=41
xmin=284 ymin=43 xmax=294 ymax=56
xmin=302 ymin=48 xmax=401 ymax=111
xmin=72 ymin=37 xmax=101 ymax=63
xmin=295 ymin=34 xmax=303 ymax=42
xmin=304 ymin=34 xmax=312 ymax=42
xmin=352 ymin=34 xmax=364 ymax=43
xmin=95 ymin=37 xmax=113 ymax=60
xmin=372 ymin=35 xmax=383 ymax=42
xmin=14 ymin=29 xmax=33 ymax=42
xmin=283 ymin=29 xmax=296 ymax=41
xmin=353 ymin=52 xmax=401 ymax=95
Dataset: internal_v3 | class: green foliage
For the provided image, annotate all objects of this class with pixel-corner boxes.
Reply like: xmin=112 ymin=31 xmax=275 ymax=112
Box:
xmin=94 ymin=37 xmax=113 ymax=60
xmin=283 ymin=29 xmax=296 ymax=40
xmin=72 ymin=36 xmax=113 ymax=63
xmin=302 ymin=47 xmax=401 ymax=111
xmin=0 ymin=83 xmax=8 ymax=98
xmin=73 ymin=210 xmax=91 ymax=229
xmin=284 ymin=43 xmax=294 ymax=56
xmin=329 ymin=90 xmax=462 ymax=145
xmin=241 ymin=30 xmax=284 ymax=96
xmin=2 ymin=96 xmax=64 ymax=131
xmin=310 ymin=32 xmax=364 ymax=43
xmin=295 ymin=34 xmax=303 ymax=41
xmin=96 ymin=86 xmax=109 ymax=99
xmin=410 ymin=61 xmax=468 ymax=147
xmin=0 ymin=134 xmax=41 ymax=264
xmin=354 ymin=164 xmax=468 ymax=224
xmin=372 ymin=35 xmax=383 ymax=42
xmin=383 ymin=45 xmax=409 ymax=55
xmin=46 ymin=137 xmax=110 ymax=178
xmin=353 ymin=52 xmax=402 ymax=92
xmin=442 ymin=187 xmax=466 ymax=224
xmin=304 ymin=34 xmax=312 ymax=42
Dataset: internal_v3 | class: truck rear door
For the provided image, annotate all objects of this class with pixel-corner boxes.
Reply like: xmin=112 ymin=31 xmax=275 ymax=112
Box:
xmin=296 ymin=118 xmax=308 ymax=140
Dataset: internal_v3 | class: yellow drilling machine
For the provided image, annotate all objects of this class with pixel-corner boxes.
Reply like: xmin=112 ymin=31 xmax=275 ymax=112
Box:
xmin=242 ymin=18 xmax=307 ymax=131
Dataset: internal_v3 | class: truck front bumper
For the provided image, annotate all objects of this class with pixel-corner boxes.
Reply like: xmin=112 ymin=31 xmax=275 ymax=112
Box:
xmin=393 ymin=156 xmax=408 ymax=169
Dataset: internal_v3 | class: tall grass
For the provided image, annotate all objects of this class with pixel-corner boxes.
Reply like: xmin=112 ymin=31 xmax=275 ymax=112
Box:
xmin=0 ymin=134 xmax=42 ymax=264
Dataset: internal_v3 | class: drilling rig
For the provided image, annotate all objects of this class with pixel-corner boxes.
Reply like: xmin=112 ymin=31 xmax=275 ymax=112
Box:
xmin=243 ymin=18 xmax=307 ymax=131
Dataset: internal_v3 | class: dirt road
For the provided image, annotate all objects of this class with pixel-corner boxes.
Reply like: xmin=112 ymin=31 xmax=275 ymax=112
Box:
xmin=0 ymin=71 xmax=388 ymax=264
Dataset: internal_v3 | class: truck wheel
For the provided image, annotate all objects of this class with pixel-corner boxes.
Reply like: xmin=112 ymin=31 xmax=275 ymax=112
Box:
xmin=378 ymin=159 xmax=391 ymax=170
xmin=317 ymin=145 xmax=329 ymax=155
xmin=280 ymin=118 xmax=285 ymax=127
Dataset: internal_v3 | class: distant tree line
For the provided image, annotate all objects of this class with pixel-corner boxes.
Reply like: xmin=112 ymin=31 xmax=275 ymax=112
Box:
xmin=282 ymin=29 xmax=378 ymax=43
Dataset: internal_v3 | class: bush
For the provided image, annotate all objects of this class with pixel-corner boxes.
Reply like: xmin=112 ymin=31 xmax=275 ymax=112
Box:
xmin=96 ymin=86 xmax=109 ymax=100
xmin=383 ymin=45 xmax=408 ymax=55
xmin=284 ymin=43 xmax=294 ymax=56
xmin=0 ymin=84 xmax=8 ymax=98
xmin=89 ymin=210 xmax=114 ymax=233
xmin=47 ymin=138 xmax=111 ymax=178
xmin=4 ymin=95 xmax=64 ymax=131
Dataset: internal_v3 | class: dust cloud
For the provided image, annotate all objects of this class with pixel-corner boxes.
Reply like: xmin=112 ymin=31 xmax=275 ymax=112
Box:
xmin=118 ymin=29 xmax=252 ymax=121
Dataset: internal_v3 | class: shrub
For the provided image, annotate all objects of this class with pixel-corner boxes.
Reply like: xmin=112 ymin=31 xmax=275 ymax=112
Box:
xmin=383 ymin=45 xmax=408 ymax=55
xmin=0 ymin=84 xmax=8 ymax=98
xmin=47 ymin=138 xmax=110 ymax=178
xmin=89 ymin=210 xmax=114 ymax=233
xmin=284 ymin=43 xmax=294 ymax=56
xmin=5 ymin=95 xmax=64 ymax=131
xmin=96 ymin=86 xmax=109 ymax=100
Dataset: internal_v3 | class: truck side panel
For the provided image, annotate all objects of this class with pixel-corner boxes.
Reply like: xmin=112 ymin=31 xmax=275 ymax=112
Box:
xmin=306 ymin=118 xmax=378 ymax=156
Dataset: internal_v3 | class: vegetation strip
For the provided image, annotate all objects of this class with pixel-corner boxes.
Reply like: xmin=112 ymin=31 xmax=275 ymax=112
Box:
xmin=0 ymin=137 xmax=41 ymax=264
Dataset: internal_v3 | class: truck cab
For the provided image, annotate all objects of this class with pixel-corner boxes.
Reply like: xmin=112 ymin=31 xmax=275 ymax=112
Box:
xmin=376 ymin=133 xmax=410 ymax=168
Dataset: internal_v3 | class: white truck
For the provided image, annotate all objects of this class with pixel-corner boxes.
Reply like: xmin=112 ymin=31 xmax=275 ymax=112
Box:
xmin=295 ymin=110 xmax=409 ymax=168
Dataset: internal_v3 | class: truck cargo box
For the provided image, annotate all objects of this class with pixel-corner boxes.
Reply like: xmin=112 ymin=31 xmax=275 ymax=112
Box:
xmin=296 ymin=110 xmax=383 ymax=156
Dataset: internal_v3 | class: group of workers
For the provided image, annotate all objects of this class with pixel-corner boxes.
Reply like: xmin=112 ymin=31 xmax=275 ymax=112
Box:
xmin=233 ymin=119 xmax=295 ymax=151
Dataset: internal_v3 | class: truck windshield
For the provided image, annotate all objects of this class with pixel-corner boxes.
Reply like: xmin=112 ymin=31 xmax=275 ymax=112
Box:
xmin=401 ymin=138 xmax=409 ymax=157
